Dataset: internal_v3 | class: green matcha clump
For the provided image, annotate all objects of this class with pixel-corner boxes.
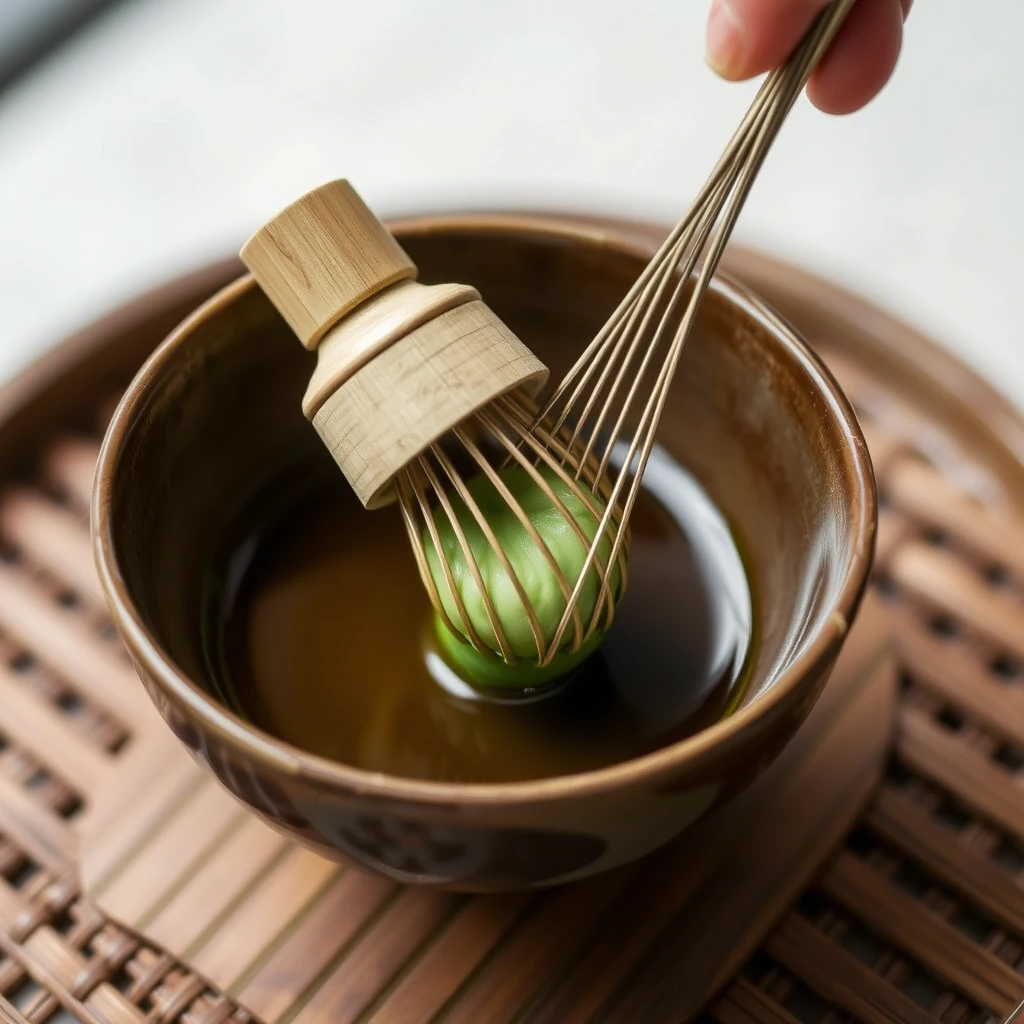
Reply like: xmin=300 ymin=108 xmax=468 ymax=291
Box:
xmin=423 ymin=464 xmax=623 ymax=689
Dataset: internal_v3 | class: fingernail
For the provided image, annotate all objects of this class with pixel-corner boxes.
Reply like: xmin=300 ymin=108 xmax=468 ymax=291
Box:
xmin=706 ymin=0 xmax=744 ymax=78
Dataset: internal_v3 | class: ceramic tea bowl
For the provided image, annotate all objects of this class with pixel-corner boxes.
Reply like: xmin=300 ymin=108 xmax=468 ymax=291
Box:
xmin=93 ymin=214 xmax=875 ymax=892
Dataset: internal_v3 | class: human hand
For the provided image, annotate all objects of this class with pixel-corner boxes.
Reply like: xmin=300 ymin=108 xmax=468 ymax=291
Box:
xmin=705 ymin=0 xmax=912 ymax=115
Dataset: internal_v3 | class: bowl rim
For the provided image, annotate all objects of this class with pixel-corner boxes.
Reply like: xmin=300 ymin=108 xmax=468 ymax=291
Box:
xmin=92 ymin=212 xmax=876 ymax=806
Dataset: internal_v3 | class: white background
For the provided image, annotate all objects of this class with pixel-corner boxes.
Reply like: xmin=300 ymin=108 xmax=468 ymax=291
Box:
xmin=0 ymin=0 xmax=1020 ymax=405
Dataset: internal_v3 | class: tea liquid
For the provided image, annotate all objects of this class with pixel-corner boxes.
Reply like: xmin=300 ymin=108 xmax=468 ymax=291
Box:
xmin=208 ymin=447 xmax=753 ymax=783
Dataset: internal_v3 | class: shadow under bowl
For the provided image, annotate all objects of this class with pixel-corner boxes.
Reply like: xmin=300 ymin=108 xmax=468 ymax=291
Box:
xmin=93 ymin=214 xmax=875 ymax=892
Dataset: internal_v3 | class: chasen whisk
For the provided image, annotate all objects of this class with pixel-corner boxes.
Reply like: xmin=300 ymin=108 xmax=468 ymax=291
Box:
xmin=512 ymin=0 xmax=859 ymax=660
xmin=241 ymin=179 xmax=625 ymax=680
xmin=241 ymin=0 xmax=857 ymax=679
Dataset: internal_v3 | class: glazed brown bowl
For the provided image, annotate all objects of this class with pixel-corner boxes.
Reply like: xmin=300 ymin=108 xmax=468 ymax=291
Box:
xmin=93 ymin=214 xmax=875 ymax=892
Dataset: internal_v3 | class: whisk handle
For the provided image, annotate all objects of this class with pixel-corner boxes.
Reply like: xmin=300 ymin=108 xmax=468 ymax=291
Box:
xmin=240 ymin=179 xmax=548 ymax=510
xmin=241 ymin=179 xmax=416 ymax=350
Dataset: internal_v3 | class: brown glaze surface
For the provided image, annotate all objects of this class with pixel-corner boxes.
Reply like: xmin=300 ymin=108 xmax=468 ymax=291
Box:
xmin=92 ymin=218 xmax=876 ymax=889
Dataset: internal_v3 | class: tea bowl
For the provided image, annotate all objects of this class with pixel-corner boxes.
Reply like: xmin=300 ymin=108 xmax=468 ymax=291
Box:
xmin=93 ymin=213 xmax=875 ymax=892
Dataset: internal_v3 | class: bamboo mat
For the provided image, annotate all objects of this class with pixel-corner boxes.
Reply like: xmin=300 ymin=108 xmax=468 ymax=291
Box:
xmin=0 ymin=232 xmax=1020 ymax=1021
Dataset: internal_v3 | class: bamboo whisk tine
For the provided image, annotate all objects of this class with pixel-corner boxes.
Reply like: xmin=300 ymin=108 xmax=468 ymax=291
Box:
xmin=396 ymin=390 xmax=626 ymax=669
xmin=524 ymin=0 xmax=858 ymax=657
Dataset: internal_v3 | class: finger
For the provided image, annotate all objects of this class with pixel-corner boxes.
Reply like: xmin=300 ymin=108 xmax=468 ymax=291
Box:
xmin=705 ymin=0 xmax=908 ymax=115
xmin=806 ymin=0 xmax=904 ymax=114
xmin=706 ymin=0 xmax=831 ymax=82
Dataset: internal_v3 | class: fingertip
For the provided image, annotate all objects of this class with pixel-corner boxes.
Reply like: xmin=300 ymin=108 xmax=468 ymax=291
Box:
xmin=705 ymin=0 xmax=747 ymax=81
xmin=706 ymin=0 xmax=832 ymax=83
xmin=806 ymin=0 xmax=904 ymax=114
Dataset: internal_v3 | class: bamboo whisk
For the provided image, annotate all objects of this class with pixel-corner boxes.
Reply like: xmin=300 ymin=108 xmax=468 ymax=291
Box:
xmin=241 ymin=0 xmax=855 ymax=673
xmin=514 ymin=0 xmax=859 ymax=657
xmin=241 ymin=180 xmax=625 ymax=672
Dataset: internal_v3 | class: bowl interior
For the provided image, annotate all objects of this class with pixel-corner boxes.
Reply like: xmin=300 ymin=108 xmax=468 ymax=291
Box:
xmin=103 ymin=221 xmax=871 ymax=758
